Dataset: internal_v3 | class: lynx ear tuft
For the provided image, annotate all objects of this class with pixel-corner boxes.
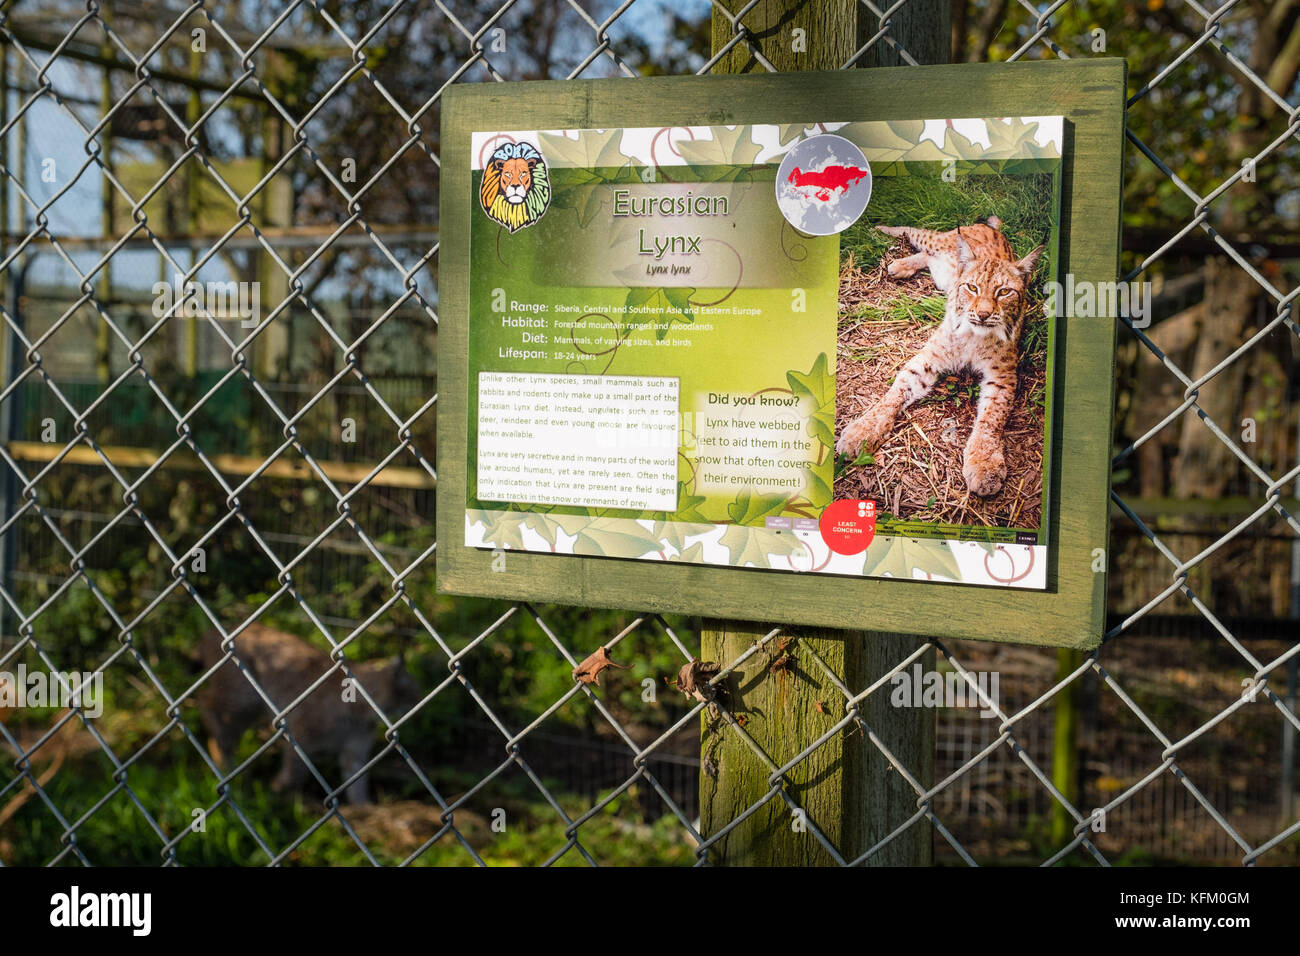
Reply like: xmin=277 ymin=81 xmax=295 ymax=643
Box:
xmin=956 ymin=233 xmax=973 ymax=265
xmin=1016 ymin=244 xmax=1044 ymax=276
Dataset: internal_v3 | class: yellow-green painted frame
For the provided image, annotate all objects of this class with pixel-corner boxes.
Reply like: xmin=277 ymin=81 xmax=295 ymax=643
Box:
xmin=437 ymin=60 xmax=1126 ymax=649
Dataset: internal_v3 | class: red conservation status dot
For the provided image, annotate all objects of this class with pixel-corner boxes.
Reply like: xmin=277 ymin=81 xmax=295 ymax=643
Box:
xmin=819 ymin=498 xmax=877 ymax=555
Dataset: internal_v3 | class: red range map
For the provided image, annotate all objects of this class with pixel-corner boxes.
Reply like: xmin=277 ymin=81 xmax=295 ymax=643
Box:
xmin=786 ymin=164 xmax=869 ymax=201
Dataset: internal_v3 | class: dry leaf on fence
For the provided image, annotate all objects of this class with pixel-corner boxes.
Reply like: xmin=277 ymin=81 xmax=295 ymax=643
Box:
xmin=676 ymin=659 xmax=721 ymax=703
xmin=571 ymin=647 xmax=629 ymax=685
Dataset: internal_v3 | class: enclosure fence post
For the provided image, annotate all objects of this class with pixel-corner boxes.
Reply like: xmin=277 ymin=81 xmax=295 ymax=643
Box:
xmin=1283 ymin=409 xmax=1300 ymax=826
xmin=700 ymin=0 xmax=946 ymax=867
xmin=1051 ymin=647 xmax=1082 ymax=847
xmin=96 ymin=25 xmax=114 ymax=386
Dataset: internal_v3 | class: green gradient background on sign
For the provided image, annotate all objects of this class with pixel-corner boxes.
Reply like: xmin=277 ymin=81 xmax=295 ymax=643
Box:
xmin=468 ymin=162 xmax=840 ymax=527
xmin=534 ymin=169 xmax=822 ymax=290
xmin=467 ymin=149 xmax=1060 ymax=547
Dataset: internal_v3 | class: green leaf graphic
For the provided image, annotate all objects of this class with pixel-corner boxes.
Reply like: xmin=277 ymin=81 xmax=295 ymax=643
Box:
xmin=677 ymin=126 xmax=763 ymax=181
xmin=833 ymin=117 xmax=1059 ymax=163
xmin=787 ymin=352 xmax=836 ymax=449
xmin=474 ymin=510 xmax=530 ymax=551
xmin=862 ymin=537 xmax=961 ymax=580
xmin=985 ymin=117 xmax=1038 ymax=155
xmin=543 ymin=131 xmax=645 ymax=226
xmin=670 ymin=485 xmax=712 ymax=523
xmin=552 ymin=515 xmax=663 ymax=558
xmin=656 ymin=519 xmax=715 ymax=559
xmin=551 ymin=169 xmax=614 ymax=228
xmin=775 ymin=124 xmax=809 ymax=148
xmin=667 ymin=540 xmax=707 ymax=564
xmin=718 ymin=524 xmax=802 ymax=568
xmin=540 ymin=128 xmax=630 ymax=171
xmin=803 ymin=464 xmax=831 ymax=507
xmin=626 ymin=286 xmax=694 ymax=339
xmin=524 ymin=512 xmax=563 ymax=548
xmin=726 ymin=489 xmax=789 ymax=526
xmin=899 ymin=139 xmax=951 ymax=163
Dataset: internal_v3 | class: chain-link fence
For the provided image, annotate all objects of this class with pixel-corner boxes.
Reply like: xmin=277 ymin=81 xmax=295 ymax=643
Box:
xmin=0 ymin=0 xmax=1298 ymax=866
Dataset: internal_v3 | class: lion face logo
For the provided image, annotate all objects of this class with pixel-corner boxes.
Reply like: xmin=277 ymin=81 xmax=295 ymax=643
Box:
xmin=480 ymin=141 xmax=550 ymax=233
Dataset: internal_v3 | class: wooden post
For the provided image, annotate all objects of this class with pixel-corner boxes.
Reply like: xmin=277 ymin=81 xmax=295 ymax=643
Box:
xmin=1 ymin=41 xmax=9 ymax=311
xmin=185 ymin=45 xmax=203 ymax=378
xmin=1050 ymin=647 xmax=1082 ymax=847
xmin=701 ymin=0 xmax=946 ymax=866
xmin=256 ymin=112 xmax=292 ymax=382
xmin=95 ymin=24 xmax=114 ymax=385
xmin=255 ymin=51 xmax=295 ymax=384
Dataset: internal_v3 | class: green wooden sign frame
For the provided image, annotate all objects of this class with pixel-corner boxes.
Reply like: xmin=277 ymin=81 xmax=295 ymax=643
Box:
xmin=437 ymin=59 xmax=1126 ymax=650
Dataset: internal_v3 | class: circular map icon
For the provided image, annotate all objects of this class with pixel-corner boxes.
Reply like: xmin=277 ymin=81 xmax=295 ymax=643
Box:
xmin=775 ymin=134 xmax=872 ymax=236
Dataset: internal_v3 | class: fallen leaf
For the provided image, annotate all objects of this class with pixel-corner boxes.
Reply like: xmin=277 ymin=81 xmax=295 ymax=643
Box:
xmin=572 ymin=647 xmax=630 ymax=686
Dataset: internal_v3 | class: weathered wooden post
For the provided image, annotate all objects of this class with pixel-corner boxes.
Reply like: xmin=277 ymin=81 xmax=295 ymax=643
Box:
xmin=185 ymin=45 xmax=204 ymax=378
xmin=96 ymin=21 xmax=114 ymax=385
xmin=255 ymin=52 xmax=296 ymax=384
xmin=1051 ymin=647 xmax=1082 ymax=847
xmin=700 ymin=0 xmax=946 ymax=867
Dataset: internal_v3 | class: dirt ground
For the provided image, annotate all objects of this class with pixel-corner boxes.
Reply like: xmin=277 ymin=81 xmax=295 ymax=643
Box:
xmin=833 ymin=246 xmax=1048 ymax=529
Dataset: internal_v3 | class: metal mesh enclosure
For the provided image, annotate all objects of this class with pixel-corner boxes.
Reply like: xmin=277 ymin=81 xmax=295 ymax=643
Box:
xmin=0 ymin=0 xmax=1297 ymax=867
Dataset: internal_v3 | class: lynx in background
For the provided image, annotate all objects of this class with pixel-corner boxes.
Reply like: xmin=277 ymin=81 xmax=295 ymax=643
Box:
xmin=197 ymin=624 xmax=418 ymax=804
xmin=836 ymin=216 xmax=1043 ymax=497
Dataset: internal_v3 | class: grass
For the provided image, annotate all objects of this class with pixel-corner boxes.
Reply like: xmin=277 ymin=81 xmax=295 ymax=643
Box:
xmin=0 ymin=622 xmax=703 ymax=866
xmin=834 ymin=170 xmax=1057 ymax=529
xmin=840 ymin=290 xmax=948 ymax=326
xmin=0 ymin=728 xmax=698 ymax=866
xmin=841 ymin=171 xmax=1055 ymax=270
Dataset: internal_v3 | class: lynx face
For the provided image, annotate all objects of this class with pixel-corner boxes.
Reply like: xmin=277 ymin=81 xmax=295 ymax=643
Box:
xmin=949 ymin=254 xmax=1031 ymax=342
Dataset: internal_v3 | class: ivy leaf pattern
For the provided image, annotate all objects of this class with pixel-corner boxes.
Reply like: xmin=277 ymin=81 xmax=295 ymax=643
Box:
xmin=726 ymin=489 xmax=789 ymax=526
xmin=861 ymin=537 xmax=961 ymax=580
xmin=718 ymin=524 xmax=803 ymax=568
xmin=787 ymin=352 xmax=836 ymax=449
xmin=625 ymin=285 xmax=695 ymax=339
xmin=552 ymin=514 xmax=664 ymax=558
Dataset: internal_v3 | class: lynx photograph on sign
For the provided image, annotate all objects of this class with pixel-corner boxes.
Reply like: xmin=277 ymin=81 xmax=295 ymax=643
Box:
xmin=438 ymin=63 xmax=1126 ymax=648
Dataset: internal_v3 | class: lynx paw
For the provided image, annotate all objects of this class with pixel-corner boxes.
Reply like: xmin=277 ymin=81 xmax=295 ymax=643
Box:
xmin=887 ymin=255 xmax=925 ymax=280
xmin=962 ymin=446 xmax=1007 ymax=497
xmin=836 ymin=413 xmax=889 ymax=458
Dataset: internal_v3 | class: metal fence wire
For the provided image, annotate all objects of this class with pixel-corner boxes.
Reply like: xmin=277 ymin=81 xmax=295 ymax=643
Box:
xmin=0 ymin=0 xmax=1298 ymax=867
